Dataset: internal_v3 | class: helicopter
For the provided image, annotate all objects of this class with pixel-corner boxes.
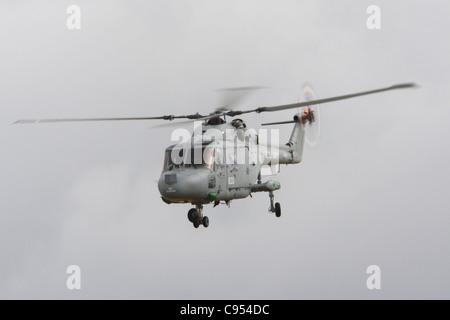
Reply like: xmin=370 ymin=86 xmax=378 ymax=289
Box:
xmin=14 ymin=82 xmax=416 ymax=228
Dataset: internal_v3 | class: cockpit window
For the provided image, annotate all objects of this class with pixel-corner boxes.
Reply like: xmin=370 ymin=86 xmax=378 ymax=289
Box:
xmin=164 ymin=146 xmax=215 ymax=170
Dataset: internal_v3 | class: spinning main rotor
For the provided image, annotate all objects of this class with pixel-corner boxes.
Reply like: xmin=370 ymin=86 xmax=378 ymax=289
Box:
xmin=13 ymin=83 xmax=417 ymax=125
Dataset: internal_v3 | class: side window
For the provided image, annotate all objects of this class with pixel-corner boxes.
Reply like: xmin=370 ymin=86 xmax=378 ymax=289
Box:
xmin=203 ymin=147 xmax=215 ymax=169
xmin=164 ymin=150 xmax=172 ymax=170
xmin=215 ymin=147 xmax=224 ymax=166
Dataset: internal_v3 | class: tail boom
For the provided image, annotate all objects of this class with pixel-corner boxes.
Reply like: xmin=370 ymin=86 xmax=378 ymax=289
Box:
xmin=279 ymin=115 xmax=306 ymax=164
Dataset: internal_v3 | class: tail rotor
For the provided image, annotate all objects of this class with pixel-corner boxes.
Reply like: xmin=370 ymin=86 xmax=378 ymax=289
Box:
xmin=299 ymin=83 xmax=321 ymax=148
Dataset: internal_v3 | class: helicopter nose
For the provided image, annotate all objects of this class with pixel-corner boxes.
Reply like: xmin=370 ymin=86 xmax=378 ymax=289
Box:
xmin=158 ymin=170 xmax=207 ymax=202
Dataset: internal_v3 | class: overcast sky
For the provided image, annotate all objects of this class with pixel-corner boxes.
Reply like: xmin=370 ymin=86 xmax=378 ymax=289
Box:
xmin=0 ymin=0 xmax=449 ymax=299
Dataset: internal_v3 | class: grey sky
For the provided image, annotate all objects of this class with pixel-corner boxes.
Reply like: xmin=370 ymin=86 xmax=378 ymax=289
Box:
xmin=0 ymin=0 xmax=449 ymax=299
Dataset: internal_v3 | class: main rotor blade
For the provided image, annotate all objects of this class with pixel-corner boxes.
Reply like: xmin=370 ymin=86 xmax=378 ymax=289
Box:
xmin=229 ymin=83 xmax=417 ymax=116
xmin=12 ymin=114 xmax=205 ymax=124
xmin=13 ymin=83 xmax=417 ymax=125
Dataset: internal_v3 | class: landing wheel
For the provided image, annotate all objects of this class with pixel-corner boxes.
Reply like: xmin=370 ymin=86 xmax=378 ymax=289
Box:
xmin=190 ymin=204 xmax=209 ymax=228
xmin=202 ymin=216 xmax=209 ymax=228
xmin=187 ymin=208 xmax=197 ymax=223
xmin=275 ymin=202 xmax=281 ymax=218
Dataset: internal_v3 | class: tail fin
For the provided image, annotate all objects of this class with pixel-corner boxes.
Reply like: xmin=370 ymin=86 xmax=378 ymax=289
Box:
xmin=286 ymin=117 xmax=306 ymax=164
xmin=262 ymin=114 xmax=306 ymax=165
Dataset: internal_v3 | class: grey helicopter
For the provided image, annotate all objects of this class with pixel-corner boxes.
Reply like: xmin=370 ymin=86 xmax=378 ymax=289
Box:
xmin=14 ymin=82 xmax=416 ymax=228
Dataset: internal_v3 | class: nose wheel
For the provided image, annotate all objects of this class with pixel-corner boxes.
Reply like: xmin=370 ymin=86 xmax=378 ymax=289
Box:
xmin=187 ymin=205 xmax=209 ymax=228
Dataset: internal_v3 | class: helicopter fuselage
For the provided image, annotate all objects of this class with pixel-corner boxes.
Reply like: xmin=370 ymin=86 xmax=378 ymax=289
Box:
xmin=158 ymin=120 xmax=304 ymax=206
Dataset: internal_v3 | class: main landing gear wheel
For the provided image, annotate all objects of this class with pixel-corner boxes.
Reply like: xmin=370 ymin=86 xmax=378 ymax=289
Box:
xmin=275 ymin=202 xmax=281 ymax=218
xmin=268 ymin=191 xmax=281 ymax=218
